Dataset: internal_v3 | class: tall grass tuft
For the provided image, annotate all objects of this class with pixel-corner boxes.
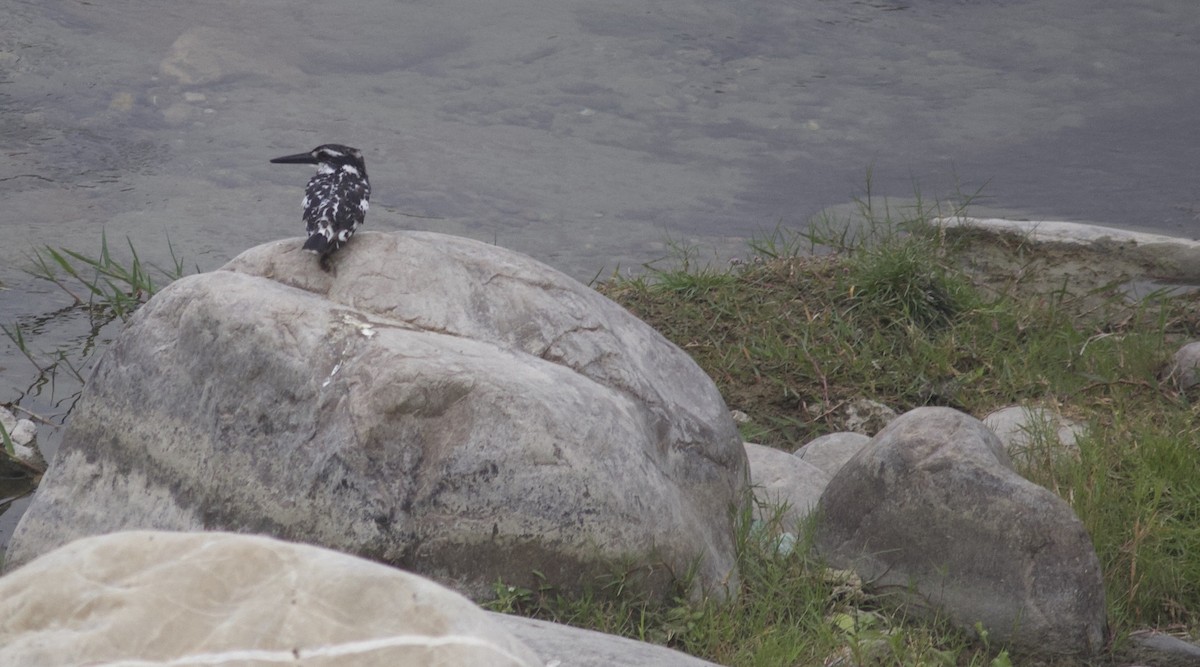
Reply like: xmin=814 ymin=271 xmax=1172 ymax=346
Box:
xmin=25 ymin=231 xmax=189 ymax=320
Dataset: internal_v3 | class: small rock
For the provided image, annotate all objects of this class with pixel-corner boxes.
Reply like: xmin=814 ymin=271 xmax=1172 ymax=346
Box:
xmin=1 ymin=407 xmax=39 ymax=464
xmin=1163 ymin=341 xmax=1200 ymax=391
xmin=793 ymin=432 xmax=870 ymax=476
xmin=839 ymin=398 xmax=896 ymax=435
xmin=744 ymin=442 xmax=830 ymax=530
xmin=160 ymin=102 xmax=199 ymax=126
xmin=982 ymin=404 xmax=1082 ymax=465
xmin=9 ymin=442 xmax=45 ymax=472
xmin=1127 ymin=630 xmax=1200 ymax=667
xmin=9 ymin=419 xmax=36 ymax=447
xmin=158 ymin=26 xmax=303 ymax=86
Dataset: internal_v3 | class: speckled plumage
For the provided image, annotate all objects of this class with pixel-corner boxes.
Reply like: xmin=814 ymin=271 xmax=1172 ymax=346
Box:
xmin=271 ymin=144 xmax=370 ymax=271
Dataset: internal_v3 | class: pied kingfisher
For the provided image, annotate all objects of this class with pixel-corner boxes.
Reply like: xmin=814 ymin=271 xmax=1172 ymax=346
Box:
xmin=271 ymin=144 xmax=370 ymax=271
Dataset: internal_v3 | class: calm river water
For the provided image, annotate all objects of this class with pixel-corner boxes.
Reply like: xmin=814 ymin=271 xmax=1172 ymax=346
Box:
xmin=2 ymin=0 xmax=1198 ymax=549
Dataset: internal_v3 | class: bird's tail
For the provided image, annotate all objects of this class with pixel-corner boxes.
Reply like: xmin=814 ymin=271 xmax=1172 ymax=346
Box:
xmin=303 ymin=234 xmax=337 ymax=272
xmin=303 ymin=233 xmax=331 ymax=256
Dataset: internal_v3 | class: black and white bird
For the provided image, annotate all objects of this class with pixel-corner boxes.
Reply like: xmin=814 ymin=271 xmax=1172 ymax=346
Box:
xmin=270 ymin=144 xmax=370 ymax=271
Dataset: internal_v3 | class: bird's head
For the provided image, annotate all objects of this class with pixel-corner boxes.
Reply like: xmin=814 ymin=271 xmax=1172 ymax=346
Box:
xmin=270 ymin=144 xmax=367 ymax=177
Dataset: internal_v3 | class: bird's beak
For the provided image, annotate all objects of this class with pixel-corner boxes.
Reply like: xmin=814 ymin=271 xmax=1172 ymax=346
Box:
xmin=269 ymin=151 xmax=318 ymax=164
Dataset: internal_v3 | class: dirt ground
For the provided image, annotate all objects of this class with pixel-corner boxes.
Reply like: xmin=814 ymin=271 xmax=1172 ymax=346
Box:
xmin=942 ymin=225 xmax=1200 ymax=318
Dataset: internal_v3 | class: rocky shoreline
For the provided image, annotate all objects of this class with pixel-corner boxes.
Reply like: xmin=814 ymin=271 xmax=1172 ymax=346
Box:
xmin=3 ymin=220 xmax=1200 ymax=665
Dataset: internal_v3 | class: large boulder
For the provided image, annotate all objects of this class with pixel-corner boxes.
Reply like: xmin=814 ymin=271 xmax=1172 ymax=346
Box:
xmin=5 ymin=232 xmax=748 ymax=601
xmin=814 ymin=407 xmax=1106 ymax=659
xmin=0 ymin=530 xmax=720 ymax=666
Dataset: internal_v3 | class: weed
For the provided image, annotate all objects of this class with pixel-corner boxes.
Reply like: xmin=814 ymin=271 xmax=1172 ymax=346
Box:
xmin=844 ymin=232 xmax=978 ymax=329
xmin=641 ymin=238 xmax=738 ymax=299
xmin=0 ymin=419 xmax=12 ymax=458
xmin=25 ymin=231 xmax=188 ymax=320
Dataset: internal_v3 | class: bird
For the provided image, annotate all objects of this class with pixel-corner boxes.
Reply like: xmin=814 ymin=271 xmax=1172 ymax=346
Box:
xmin=270 ymin=144 xmax=370 ymax=271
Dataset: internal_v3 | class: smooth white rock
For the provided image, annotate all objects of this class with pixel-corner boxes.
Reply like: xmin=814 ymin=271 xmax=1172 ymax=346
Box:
xmin=0 ymin=531 xmax=541 ymax=667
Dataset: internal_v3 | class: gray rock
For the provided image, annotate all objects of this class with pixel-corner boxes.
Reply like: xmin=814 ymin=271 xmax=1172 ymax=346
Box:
xmin=491 ymin=614 xmax=721 ymax=667
xmin=0 ymin=406 xmax=41 ymax=470
xmin=815 ymin=407 xmax=1106 ymax=659
xmin=6 ymin=232 xmax=747 ymax=602
xmin=158 ymin=26 xmax=304 ymax=86
xmin=744 ymin=442 xmax=830 ymax=530
xmin=1128 ymin=630 xmax=1200 ymax=667
xmin=1163 ymin=340 xmax=1200 ymax=391
xmin=982 ymin=405 xmax=1083 ymax=465
xmin=0 ymin=531 xmax=542 ymax=667
xmin=839 ymin=398 xmax=897 ymax=435
xmin=792 ymin=432 xmax=870 ymax=476
xmin=0 ymin=406 xmax=35 ymax=446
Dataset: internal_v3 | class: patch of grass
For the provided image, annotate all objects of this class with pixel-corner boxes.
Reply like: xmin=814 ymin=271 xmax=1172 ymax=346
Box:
xmin=637 ymin=238 xmax=739 ymax=299
xmin=486 ymin=508 xmax=1007 ymax=666
xmin=845 ymin=232 xmax=979 ymax=330
xmin=605 ymin=198 xmax=1198 ymax=450
xmin=1030 ymin=409 xmax=1200 ymax=630
xmin=25 ymin=230 xmax=188 ymax=320
xmin=587 ymin=189 xmax=1200 ymax=663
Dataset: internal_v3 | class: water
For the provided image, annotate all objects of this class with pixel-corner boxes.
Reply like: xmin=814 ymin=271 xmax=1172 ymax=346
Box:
xmin=2 ymin=0 xmax=1199 ymax=549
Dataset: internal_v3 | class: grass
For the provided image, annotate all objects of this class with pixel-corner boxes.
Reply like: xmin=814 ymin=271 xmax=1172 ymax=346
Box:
xmin=0 ymin=419 xmax=13 ymax=459
xmin=24 ymin=230 xmax=188 ymax=319
xmin=574 ymin=192 xmax=1200 ymax=663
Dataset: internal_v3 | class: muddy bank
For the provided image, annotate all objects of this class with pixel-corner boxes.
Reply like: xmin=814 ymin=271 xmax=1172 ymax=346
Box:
xmin=942 ymin=218 xmax=1200 ymax=311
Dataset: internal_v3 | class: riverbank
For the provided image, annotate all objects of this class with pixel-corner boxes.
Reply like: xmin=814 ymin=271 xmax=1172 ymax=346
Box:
xmin=584 ymin=213 xmax=1200 ymax=664
xmin=3 ymin=211 xmax=1200 ymax=664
